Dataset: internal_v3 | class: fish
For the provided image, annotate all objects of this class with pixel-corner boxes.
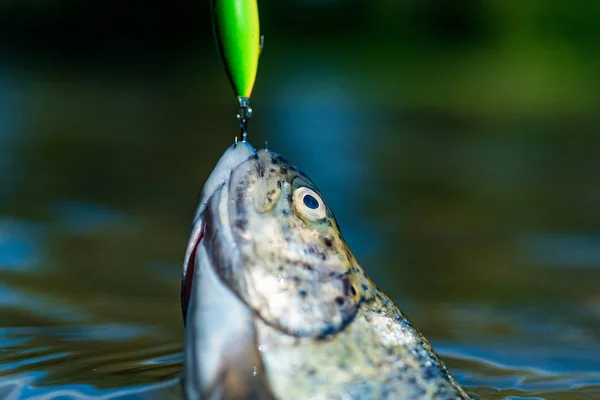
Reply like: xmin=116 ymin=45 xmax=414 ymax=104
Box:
xmin=180 ymin=141 xmax=472 ymax=400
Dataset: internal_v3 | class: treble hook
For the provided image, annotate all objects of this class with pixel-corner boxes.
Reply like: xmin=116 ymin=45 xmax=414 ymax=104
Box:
xmin=236 ymin=97 xmax=252 ymax=142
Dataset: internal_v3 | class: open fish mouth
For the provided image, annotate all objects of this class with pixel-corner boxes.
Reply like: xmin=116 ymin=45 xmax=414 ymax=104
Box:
xmin=181 ymin=141 xmax=257 ymax=322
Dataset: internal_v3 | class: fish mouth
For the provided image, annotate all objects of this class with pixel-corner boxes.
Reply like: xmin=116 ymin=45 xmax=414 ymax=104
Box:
xmin=181 ymin=141 xmax=257 ymax=322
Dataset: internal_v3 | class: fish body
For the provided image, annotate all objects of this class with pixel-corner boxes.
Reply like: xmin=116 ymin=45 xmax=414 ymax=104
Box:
xmin=181 ymin=141 xmax=471 ymax=400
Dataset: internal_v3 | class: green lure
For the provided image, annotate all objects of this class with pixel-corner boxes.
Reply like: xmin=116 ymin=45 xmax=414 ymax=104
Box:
xmin=211 ymin=0 xmax=261 ymax=140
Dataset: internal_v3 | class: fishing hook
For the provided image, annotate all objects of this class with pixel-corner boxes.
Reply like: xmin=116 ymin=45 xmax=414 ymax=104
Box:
xmin=237 ymin=97 xmax=252 ymax=142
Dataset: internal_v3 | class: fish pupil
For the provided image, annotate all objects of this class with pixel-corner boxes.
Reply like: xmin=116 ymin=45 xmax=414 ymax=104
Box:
xmin=303 ymin=194 xmax=319 ymax=209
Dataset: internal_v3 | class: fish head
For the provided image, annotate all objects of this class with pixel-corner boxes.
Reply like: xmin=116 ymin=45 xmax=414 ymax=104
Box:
xmin=182 ymin=141 xmax=367 ymax=338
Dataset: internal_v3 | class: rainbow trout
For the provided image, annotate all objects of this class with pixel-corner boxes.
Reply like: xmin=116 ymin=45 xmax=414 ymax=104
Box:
xmin=181 ymin=141 xmax=471 ymax=400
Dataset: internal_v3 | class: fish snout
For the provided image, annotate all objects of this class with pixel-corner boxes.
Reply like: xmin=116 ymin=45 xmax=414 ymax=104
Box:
xmin=193 ymin=140 xmax=257 ymax=224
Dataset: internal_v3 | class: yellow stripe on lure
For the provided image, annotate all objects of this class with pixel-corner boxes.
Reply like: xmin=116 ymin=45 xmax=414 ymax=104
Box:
xmin=212 ymin=0 xmax=261 ymax=100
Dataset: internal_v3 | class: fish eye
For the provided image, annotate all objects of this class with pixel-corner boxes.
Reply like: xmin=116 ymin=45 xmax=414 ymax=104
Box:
xmin=293 ymin=187 xmax=326 ymax=221
xmin=303 ymin=194 xmax=319 ymax=209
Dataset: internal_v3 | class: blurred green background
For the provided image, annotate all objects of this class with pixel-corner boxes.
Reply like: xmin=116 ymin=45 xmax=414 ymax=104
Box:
xmin=0 ymin=1 xmax=599 ymax=399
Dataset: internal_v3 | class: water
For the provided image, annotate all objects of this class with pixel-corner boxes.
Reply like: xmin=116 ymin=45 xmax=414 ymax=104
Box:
xmin=0 ymin=61 xmax=599 ymax=399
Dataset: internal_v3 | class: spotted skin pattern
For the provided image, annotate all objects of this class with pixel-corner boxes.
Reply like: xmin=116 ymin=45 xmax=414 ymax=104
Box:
xmin=185 ymin=144 xmax=472 ymax=399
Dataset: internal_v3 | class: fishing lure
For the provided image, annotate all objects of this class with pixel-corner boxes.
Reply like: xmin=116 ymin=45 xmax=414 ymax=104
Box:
xmin=211 ymin=0 xmax=262 ymax=141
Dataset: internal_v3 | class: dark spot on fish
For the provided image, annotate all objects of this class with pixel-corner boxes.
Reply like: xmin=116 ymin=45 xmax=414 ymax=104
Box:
xmin=350 ymin=285 xmax=357 ymax=296
xmin=327 ymin=220 xmax=333 ymax=227
xmin=269 ymin=168 xmax=276 ymax=173
xmin=278 ymin=266 xmax=284 ymax=271
xmin=307 ymin=368 xmax=317 ymax=376
xmin=433 ymin=388 xmax=451 ymax=398
xmin=235 ymin=190 xmax=246 ymax=216
xmin=277 ymin=181 xmax=282 ymax=189
xmin=266 ymin=189 xmax=277 ymax=203
xmin=361 ymin=284 xmax=368 ymax=291
xmin=323 ymin=237 xmax=333 ymax=247
xmin=422 ymin=365 xmax=437 ymax=381
xmin=280 ymin=167 xmax=288 ymax=175
xmin=250 ymin=154 xmax=259 ymax=160
xmin=342 ymin=277 xmax=350 ymax=295
xmin=286 ymin=194 xmax=292 ymax=203
xmin=282 ymin=209 xmax=291 ymax=216
xmin=234 ymin=218 xmax=247 ymax=231
xmin=363 ymin=296 xmax=376 ymax=305
xmin=345 ymin=248 xmax=353 ymax=260
xmin=328 ymin=271 xmax=339 ymax=278
xmin=303 ymin=263 xmax=313 ymax=271
xmin=335 ymin=297 xmax=345 ymax=306
xmin=299 ymin=289 xmax=307 ymax=298
xmin=271 ymin=157 xmax=279 ymax=165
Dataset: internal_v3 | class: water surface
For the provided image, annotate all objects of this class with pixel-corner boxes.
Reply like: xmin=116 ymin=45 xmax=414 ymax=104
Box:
xmin=0 ymin=51 xmax=599 ymax=400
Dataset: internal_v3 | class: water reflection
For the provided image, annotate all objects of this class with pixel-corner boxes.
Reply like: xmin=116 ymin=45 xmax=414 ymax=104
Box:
xmin=0 ymin=219 xmax=43 ymax=271
xmin=0 ymin=76 xmax=23 ymax=200
xmin=51 ymin=202 xmax=131 ymax=236
xmin=521 ymin=232 xmax=600 ymax=268
xmin=0 ymin=374 xmax=180 ymax=400
xmin=0 ymin=324 xmax=182 ymax=392
xmin=0 ymin=284 xmax=86 ymax=323
xmin=430 ymin=304 xmax=600 ymax=398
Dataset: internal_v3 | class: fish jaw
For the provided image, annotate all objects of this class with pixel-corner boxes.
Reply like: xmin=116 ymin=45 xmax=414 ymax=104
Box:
xmin=181 ymin=140 xmax=275 ymax=398
xmin=181 ymin=140 xmax=257 ymax=323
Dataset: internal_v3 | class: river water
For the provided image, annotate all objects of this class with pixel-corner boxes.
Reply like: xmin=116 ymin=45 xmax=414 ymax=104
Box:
xmin=0 ymin=66 xmax=599 ymax=400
